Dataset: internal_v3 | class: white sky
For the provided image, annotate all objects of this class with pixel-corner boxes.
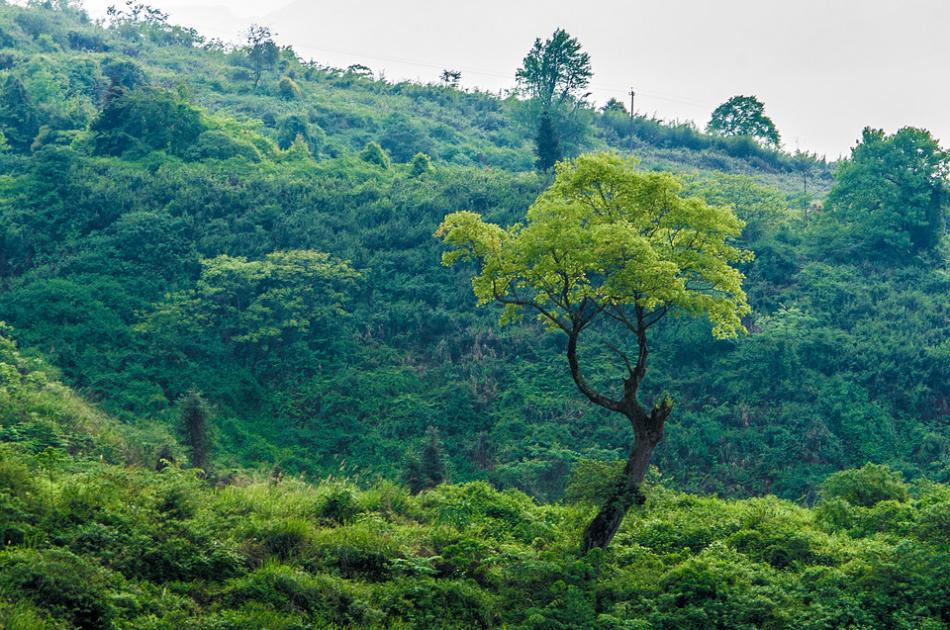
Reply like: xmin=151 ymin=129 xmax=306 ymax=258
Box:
xmin=78 ymin=0 xmax=950 ymax=159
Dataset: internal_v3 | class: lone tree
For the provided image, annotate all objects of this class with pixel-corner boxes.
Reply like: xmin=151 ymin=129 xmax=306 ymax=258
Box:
xmin=440 ymin=69 xmax=462 ymax=88
xmin=179 ymin=389 xmax=212 ymax=474
xmin=516 ymin=28 xmax=592 ymax=115
xmin=436 ymin=153 xmax=750 ymax=551
xmin=245 ymin=24 xmax=280 ymax=88
xmin=517 ymin=28 xmax=592 ymax=153
xmin=707 ymin=95 xmax=781 ymax=148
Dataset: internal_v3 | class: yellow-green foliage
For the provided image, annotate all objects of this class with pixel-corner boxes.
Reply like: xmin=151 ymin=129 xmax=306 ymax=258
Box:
xmin=437 ymin=153 xmax=752 ymax=337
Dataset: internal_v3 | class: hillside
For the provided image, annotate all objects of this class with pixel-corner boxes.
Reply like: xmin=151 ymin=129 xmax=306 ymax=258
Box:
xmin=1 ymin=333 xmax=948 ymax=628
xmin=0 ymin=2 xmax=949 ymax=627
xmin=0 ymin=0 xmax=946 ymax=505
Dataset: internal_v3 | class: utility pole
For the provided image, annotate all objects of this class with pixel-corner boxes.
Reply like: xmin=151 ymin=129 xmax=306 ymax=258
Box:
xmin=628 ymin=88 xmax=636 ymax=148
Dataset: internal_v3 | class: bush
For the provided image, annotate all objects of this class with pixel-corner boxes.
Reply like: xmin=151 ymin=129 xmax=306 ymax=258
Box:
xmin=727 ymin=525 xmax=824 ymax=568
xmin=311 ymin=521 xmax=399 ymax=580
xmin=376 ymin=577 xmax=499 ymax=628
xmin=277 ymin=76 xmax=302 ymax=100
xmin=276 ymin=113 xmax=324 ymax=155
xmin=410 ymin=151 xmax=434 ymax=176
xmin=67 ymin=30 xmax=109 ymax=52
xmin=0 ymin=549 xmax=120 ymax=630
xmin=360 ymin=141 xmax=391 ymax=169
xmin=186 ymin=130 xmax=262 ymax=162
xmin=256 ymin=517 xmax=316 ymax=561
xmin=378 ymin=112 xmax=433 ymax=162
xmin=91 ymin=87 xmax=206 ymax=157
xmin=820 ymin=464 xmax=909 ymax=507
xmin=223 ymin=562 xmax=380 ymax=626
xmin=915 ymin=500 xmax=950 ymax=543
xmin=316 ymin=484 xmax=362 ymax=524
xmin=564 ymin=459 xmax=624 ymax=505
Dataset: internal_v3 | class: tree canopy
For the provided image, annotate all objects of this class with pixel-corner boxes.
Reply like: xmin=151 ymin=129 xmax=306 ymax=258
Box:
xmin=707 ymin=95 xmax=781 ymax=148
xmin=515 ymin=28 xmax=592 ymax=115
xmin=826 ymin=126 xmax=948 ymax=257
xmin=244 ymin=24 xmax=280 ymax=88
xmin=437 ymin=153 xmax=750 ymax=340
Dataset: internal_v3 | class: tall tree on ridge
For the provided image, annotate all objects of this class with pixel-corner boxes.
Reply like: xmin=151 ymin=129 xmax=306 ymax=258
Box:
xmin=707 ymin=95 xmax=781 ymax=148
xmin=517 ymin=28 xmax=593 ymax=156
xmin=245 ymin=24 xmax=279 ymax=88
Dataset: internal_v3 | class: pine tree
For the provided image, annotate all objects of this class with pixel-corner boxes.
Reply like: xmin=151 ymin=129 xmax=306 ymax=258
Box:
xmin=404 ymin=426 xmax=447 ymax=493
xmin=419 ymin=425 xmax=446 ymax=487
xmin=535 ymin=112 xmax=562 ymax=171
xmin=403 ymin=451 xmax=424 ymax=494
xmin=179 ymin=389 xmax=212 ymax=475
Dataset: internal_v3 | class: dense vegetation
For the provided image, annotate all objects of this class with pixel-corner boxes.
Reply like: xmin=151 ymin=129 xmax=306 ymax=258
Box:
xmin=0 ymin=1 xmax=943 ymax=500
xmin=0 ymin=2 xmax=947 ymax=625
xmin=1 ymin=341 xmax=948 ymax=628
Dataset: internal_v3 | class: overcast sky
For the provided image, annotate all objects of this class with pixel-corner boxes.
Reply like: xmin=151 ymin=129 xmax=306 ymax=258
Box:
xmin=78 ymin=0 xmax=950 ymax=158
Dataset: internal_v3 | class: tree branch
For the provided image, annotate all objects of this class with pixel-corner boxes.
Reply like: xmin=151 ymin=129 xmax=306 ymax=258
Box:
xmin=567 ymin=322 xmax=624 ymax=413
xmin=491 ymin=281 xmax=569 ymax=333
xmin=605 ymin=341 xmax=635 ymax=376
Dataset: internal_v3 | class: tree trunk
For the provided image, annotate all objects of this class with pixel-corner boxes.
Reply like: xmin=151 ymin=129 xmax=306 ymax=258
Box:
xmin=580 ymin=400 xmax=670 ymax=553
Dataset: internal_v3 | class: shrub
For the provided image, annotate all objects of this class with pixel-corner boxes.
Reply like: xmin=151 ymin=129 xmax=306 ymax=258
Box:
xmin=256 ymin=517 xmax=316 ymax=561
xmin=186 ymin=130 xmax=262 ymax=162
xmin=378 ymin=112 xmax=432 ymax=162
xmin=360 ymin=140 xmax=391 ymax=169
xmin=0 ymin=601 xmax=60 ymax=630
xmin=0 ymin=549 xmax=120 ymax=630
xmin=564 ymin=459 xmax=625 ymax=505
xmin=405 ymin=425 xmax=447 ymax=494
xmin=316 ymin=485 xmax=362 ymax=524
xmin=820 ymin=464 xmax=909 ymax=507
xmin=915 ymin=500 xmax=950 ymax=543
xmin=91 ymin=87 xmax=206 ymax=157
xmin=276 ymin=113 xmax=325 ymax=155
xmin=409 ymin=151 xmax=434 ymax=176
xmin=223 ymin=562 xmax=381 ymax=625
xmin=277 ymin=76 xmax=302 ymax=100
xmin=178 ymin=389 xmax=213 ymax=473
xmin=67 ymin=30 xmax=109 ymax=52
xmin=311 ymin=521 xmax=399 ymax=580
xmin=727 ymin=526 xmax=824 ymax=568
xmin=376 ymin=577 xmax=499 ymax=628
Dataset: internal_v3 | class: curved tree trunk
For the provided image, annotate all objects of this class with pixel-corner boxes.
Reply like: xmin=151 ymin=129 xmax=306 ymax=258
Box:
xmin=562 ymin=303 xmax=672 ymax=553
xmin=581 ymin=402 xmax=670 ymax=553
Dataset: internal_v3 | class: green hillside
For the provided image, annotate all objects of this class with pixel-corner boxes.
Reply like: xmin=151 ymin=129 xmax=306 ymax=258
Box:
xmin=0 ymin=2 xmax=949 ymax=627
xmin=0 ymin=2 xmax=944 ymax=500
xmin=1 ymin=333 xmax=948 ymax=628
xmin=0 ymin=1 xmax=946 ymax=499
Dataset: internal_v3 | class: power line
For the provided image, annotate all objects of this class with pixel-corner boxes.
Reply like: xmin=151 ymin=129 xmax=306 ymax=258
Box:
xmin=292 ymin=43 xmax=714 ymax=111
